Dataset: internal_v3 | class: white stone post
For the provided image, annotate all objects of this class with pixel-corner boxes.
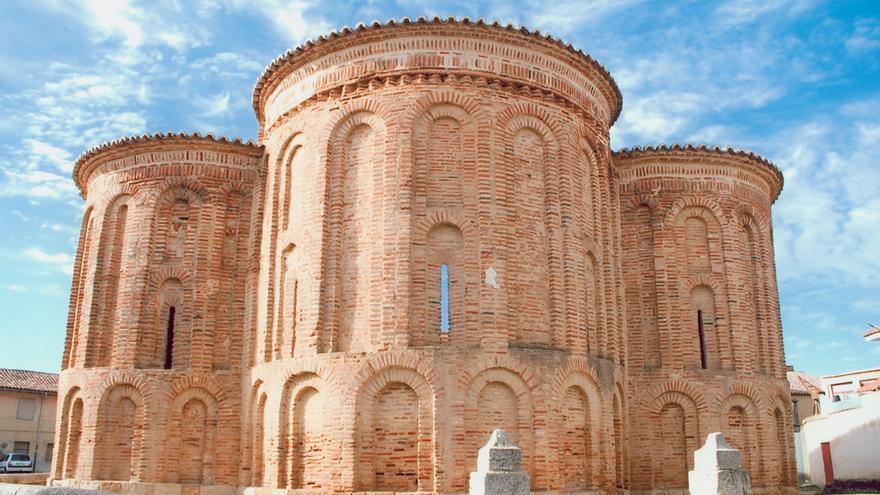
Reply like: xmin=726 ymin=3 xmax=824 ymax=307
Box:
xmin=689 ymin=432 xmax=751 ymax=495
xmin=469 ymin=429 xmax=531 ymax=495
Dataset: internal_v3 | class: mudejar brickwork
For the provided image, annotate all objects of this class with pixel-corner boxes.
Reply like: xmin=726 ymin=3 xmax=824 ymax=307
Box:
xmin=50 ymin=17 xmax=795 ymax=495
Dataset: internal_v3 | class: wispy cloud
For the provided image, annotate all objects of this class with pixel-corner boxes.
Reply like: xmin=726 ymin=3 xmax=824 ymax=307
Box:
xmin=714 ymin=0 xmax=816 ymax=27
xmin=190 ymin=51 xmax=265 ymax=79
xmin=196 ymin=92 xmax=232 ymax=118
xmin=23 ymin=247 xmax=74 ymax=274
xmin=770 ymin=98 xmax=880 ymax=287
xmin=526 ymin=0 xmax=643 ymax=35
xmin=207 ymin=0 xmax=332 ymax=44
xmin=46 ymin=0 xmax=211 ymax=55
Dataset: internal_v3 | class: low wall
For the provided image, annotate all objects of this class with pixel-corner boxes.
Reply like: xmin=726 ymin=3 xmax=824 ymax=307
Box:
xmin=0 ymin=474 xmax=49 ymax=486
xmin=801 ymin=393 xmax=880 ymax=484
xmin=0 ymin=482 xmax=111 ymax=495
xmin=50 ymin=480 xmax=236 ymax=495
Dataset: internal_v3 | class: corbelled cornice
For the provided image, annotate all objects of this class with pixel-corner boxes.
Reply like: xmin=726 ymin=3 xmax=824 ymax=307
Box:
xmin=613 ymin=144 xmax=784 ymax=202
xmin=252 ymin=16 xmax=623 ymax=128
xmin=73 ymin=132 xmax=263 ymax=197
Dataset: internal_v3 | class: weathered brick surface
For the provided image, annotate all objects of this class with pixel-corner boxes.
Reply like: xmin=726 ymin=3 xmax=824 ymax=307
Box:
xmin=49 ymin=18 xmax=795 ymax=495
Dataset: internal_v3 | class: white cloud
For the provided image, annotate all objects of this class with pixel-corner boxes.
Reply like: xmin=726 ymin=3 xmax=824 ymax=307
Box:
xmin=525 ymin=0 xmax=643 ymax=35
xmin=196 ymin=92 xmax=232 ymax=117
xmin=45 ymin=0 xmax=211 ymax=55
xmin=769 ymin=100 xmax=880 ymax=287
xmin=714 ymin=0 xmax=816 ymax=27
xmin=23 ymin=247 xmax=74 ymax=274
xmin=24 ymin=139 xmax=73 ymax=173
xmin=0 ymin=169 xmax=78 ymax=199
xmin=213 ymin=0 xmax=332 ymax=44
xmin=844 ymin=19 xmax=880 ymax=55
xmin=190 ymin=52 xmax=264 ymax=78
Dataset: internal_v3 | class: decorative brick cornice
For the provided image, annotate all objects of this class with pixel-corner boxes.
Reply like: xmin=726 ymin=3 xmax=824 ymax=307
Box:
xmin=612 ymin=144 xmax=784 ymax=202
xmin=253 ymin=16 xmax=622 ymax=129
xmin=73 ymin=132 xmax=263 ymax=198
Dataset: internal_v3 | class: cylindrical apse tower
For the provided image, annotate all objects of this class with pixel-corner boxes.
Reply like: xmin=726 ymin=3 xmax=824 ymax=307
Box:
xmin=56 ymin=134 xmax=262 ymax=486
xmin=51 ymin=17 xmax=795 ymax=495
xmin=248 ymin=17 xmax=623 ymax=494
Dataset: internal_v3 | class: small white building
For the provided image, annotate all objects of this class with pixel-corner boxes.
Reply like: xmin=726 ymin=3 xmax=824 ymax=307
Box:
xmin=800 ymin=367 xmax=880 ymax=486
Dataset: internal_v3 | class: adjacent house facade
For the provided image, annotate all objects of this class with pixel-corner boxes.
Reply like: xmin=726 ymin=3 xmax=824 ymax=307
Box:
xmin=787 ymin=366 xmax=822 ymax=481
xmin=0 ymin=368 xmax=58 ymax=473
xmin=800 ymin=367 xmax=880 ymax=486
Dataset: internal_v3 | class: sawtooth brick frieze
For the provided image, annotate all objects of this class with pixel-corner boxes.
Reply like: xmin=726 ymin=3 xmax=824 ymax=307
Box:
xmin=50 ymin=16 xmax=795 ymax=495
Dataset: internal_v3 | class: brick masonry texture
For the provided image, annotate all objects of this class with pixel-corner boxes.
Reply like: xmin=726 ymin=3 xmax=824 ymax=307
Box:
xmin=50 ymin=17 xmax=795 ymax=495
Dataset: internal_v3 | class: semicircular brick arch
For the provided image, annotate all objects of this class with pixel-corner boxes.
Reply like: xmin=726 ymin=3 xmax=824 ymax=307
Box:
xmin=354 ymin=365 xmax=435 ymax=493
xmin=245 ymin=380 xmax=266 ymax=487
xmin=735 ymin=204 xmax=771 ymax=232
xmin=549 ymin=357 xmax=605 ymax=395
xmin=411 ymin=211 xmax=477 ymax=239
xmin=766 ymin=383 xmax=792 ymax=416
xmin=94 ymin=383 xmax=146 ymax=481
xmin=322 ymin=99 xmax=394 ymax=138
xmin=716 ymin=391 xmax=763 ymax=486
xmin=162 ymin=385 xmax=223 ymax=485
xmin=462 ymin=365 xmax=536 ymax=490
xmin=766 ymin=389 xmax=795 ymax=487
xmin=402 ymin=88 xmax=486 ymax=126
xmin=321 ymin=108 xmax=389 ymax=354
xmin=714 ymin=382 xmax=766 ymax=413
xmin=681 ymin=272 xmax=726 ymax=295
xmin=96 ymin=372 xmax=153 ymax=401
xmin=55 ymin=386 xmax=84 ymax=480
xmin=497 ymin=102 xmax=565 ymax=147
xmin=551 ymin=368 xmax=604 ymax=491
xmin=649 ymin=387 xmax=704 ymax=489
xmin=277 ymin=372 xmax=335 ymax=490
xmin=649 ymin=380 xmax=710 ymax=414
xmin=150 ymin=177 xmax=209 ymax=208
xmin=165 ymin=375 xmax=231 ymax=406
xmin=500 ymin=109 xmax=565 ymax=348
xmin=663 ymin=195 xmax=728 ymax=229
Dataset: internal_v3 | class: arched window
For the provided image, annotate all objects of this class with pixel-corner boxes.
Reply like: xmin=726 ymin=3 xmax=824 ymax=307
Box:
xmin=440 ymin=263 xmax=450 ymax=333
xmin=91 ymin=196 xmax=130 ymax=367
xmin=150 ymin=278 xmax=183 ymax=369
xmin=691 ymin=285 xmax=719 ymax=369
xmin=66 ymin=207 xmax=94 ymax=369
xmin=424 ymin=223 xmax=463 ymax=339
xmin=164 ymin=306 xmax=176 ymax=370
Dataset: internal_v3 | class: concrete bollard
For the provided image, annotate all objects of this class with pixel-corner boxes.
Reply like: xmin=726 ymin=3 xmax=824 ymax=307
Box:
xmin=688 ymin=432 xmax=751 ymax=495
xmin=469 ymin=429 xmax=530 ymax=495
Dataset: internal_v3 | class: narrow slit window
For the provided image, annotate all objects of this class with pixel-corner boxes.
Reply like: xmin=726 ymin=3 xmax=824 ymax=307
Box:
xmin=440 ymin=263 xmax=450 ymax=333
xmin=164 ymin=306 xmax=176 ymax=369
xmin=697 ymin=309 xmax=707 ymax=369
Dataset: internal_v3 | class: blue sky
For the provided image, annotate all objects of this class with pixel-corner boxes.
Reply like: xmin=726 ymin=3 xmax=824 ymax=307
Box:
xmin=0 ymin=0 xmax=877 ymax=377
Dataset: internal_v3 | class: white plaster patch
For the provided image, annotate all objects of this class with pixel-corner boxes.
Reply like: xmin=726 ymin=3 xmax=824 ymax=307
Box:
xmin=485 ymin=266 xmax=499 ymax=289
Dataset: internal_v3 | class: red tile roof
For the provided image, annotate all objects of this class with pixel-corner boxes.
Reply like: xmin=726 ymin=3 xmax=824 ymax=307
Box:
xmin=0 ymin=368 xmax=58 ymax=394
xmin=787 ymin=370 xmax=823 ymax=396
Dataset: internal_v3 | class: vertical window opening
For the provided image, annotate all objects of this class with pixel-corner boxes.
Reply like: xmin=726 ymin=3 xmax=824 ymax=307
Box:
xmin=697 ymin=309 xmax=707 ymax=369
xmin=164 ymin=306 xmax=176 ymax=370
xmin=440 ymin=263 xmax=450 ymax=333
xmin=292 ymin=279 xmax=299 ymax=333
